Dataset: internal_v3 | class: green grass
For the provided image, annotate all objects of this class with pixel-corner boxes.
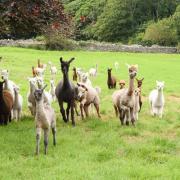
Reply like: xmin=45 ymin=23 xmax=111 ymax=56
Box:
xmin=0 ymin=47 xmax=180 ymax=180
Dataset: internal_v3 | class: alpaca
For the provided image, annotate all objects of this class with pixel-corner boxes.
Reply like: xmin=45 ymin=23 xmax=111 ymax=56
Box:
xmin=55 ymin=57 xmax=76 ymax=126
xmin=149 ymin=81 xmax=165 ymax=118
xmin=81 ymin=72 xmax=92 ymax=87
xmin=49 ymin=79 xmax=56 ymax=102
xmin=27 ymin=77 xmax=37 ymax=116
xmin=114 ymin=61 xmax=119 ymax=70
xmin=48 ymin=61 xmax=57 ymax=80
xmin=72 ymin=67 xmax=78 ymax=81
xmin=0 ymin=80 xmax=13 ymax=125
xmin=119 ymin=80 xmax=126 ymax=89
xmin=32 ymin=66 xmax=46 ymax=77
xmin=107 ymin=68 xmax=116 ymax=89
xmin=76 ymin=83 xmax=101 ymax=119
xmin=112 ymin=90 xmax=121 ymax=117
xmin=38 ymin=59 xmax=47 ymax=69
xmin=134 ymin=88 xmax=140 ymax=121
xmin=89 ymin=64 xmax=98 ymax=77
xmin=136 ymin=78 xmax=144 ymax=112
xmin=118 ymin=64 xmax=138 ymax=125
xmin=13 ymin=85 xmax=23 ymax=121
xmin=34 ymin=85 xmax=56 ymax=155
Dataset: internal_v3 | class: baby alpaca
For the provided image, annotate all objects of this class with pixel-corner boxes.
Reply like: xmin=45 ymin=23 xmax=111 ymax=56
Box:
xmin=119 ymin=80 xmax=126 ymax=89
xmin=13 ymin=85 xmax=23 ymax=121
xmin=76 ymin=83 xmax=101 ymax=119
xmin=149 ymin=81 xmax=165 ymax=118
xmin=89 ymin=64 xmax=98 ymax=77
xmin=49 ymin=79 xmax=56 ymax=102
xmin=34 ymin=85 xmax=56 ymax=155
xmin=134 ymin=88 xmax=140 ymax=121
xmin=48 ymin=61 xmax=57 ymax=79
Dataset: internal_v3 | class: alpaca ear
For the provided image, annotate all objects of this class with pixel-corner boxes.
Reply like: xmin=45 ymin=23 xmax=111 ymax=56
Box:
xmin=141 ymin=78 xmax=144 ymax=81
xmin=136 ymin=78 xmax=138 ymax=81
xmin=60 ymin=57 xmax=63 ymax=63
xmin=68 ymin=57 xmax=75 ymax=64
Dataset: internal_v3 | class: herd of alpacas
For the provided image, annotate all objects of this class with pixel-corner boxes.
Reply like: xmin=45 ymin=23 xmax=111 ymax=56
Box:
xmin=0 ymin=57 xmax=165 ymax=155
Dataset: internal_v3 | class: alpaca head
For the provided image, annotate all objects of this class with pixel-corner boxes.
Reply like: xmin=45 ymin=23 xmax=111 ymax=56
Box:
xmin=76 ymin=83 xmax=88 ymax=101
xmin=119 ymin=80 xmax=126 ymax=89
xmin=1 ymin=69 xmax=9 ymax=80
xmin=36 ymin=76 xmax=44 ymax=89
xmin=13 ymin=85 xmax=20 ymax=95
xmin=34 ymin=84 xmax=47 ymax=101
xmin=156 ymin=81 xmax=164 ymax=91
xmin=134 ymin=88 xmax=140 ymax=96
xmin=27 ymin=77 xmax=37 ymax=88
xmin=60 ymin=57 xmax=75 ymax=75
xmin=107 ymin=68 xmax=112 ymax=74
xmin=136 ymin=78 xmax=144 ymax=87
xmin=81 ymin=72 xmax=88 ymax=82
xmin=126 ymin=64 xmax=138 ymax=79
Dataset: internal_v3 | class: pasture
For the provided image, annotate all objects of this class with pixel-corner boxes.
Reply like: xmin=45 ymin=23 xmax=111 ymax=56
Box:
xmin=0 ymin=47 xmax=180 ymax=179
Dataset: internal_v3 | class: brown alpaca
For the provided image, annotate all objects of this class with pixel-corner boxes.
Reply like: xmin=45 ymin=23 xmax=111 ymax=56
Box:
xmin=119 ymin=80 xmax=126 ymax=89
xmin=0 ymin=81 xmax=13 ymax=125
xmin=118 ymin=64 xmax=138 ymax=126
xmin=107 ymin=68 xmax=116 ymax=89
xmin=136 ymin=78 xmax=144 ymax=112
xmin=72 ymin=67 xmax=78 ymax=81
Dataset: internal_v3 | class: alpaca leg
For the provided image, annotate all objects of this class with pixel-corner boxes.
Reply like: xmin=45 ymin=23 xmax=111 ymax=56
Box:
xmin=94 ymin=103 xmax=101 ymax=118
xmin=52 ymin=127 xmax=56 ymax=146
xmin=84 ymin=104 xmax=89 ymax=118
xmin=130 ymin=108 xmax=135 ymax=126
xmin=66 ymin=103 xmax=71 ymax=122
xmin=114 ymin=105 xmax=118 ymax=117
xmin=59 ymin=101 xmax=67 ymax=122
xmin=13 ymin=110 xmax=17 ymax=122
xmin=71 ymin=102 xmax=75 ymax=126
xmin=118 ymin=107 xmax=125 ymax=125
xmin=17 ymin=109 xmax=21 ymax=120
xmin=125 ymin=108 xmax=130 ymax=126
xmin=139 ymin=99 xmax=142 ymax=112
xmin=74 ymin=102 xmax=80 ymax=116
xmin=158 ymin=107 xmax=163 ymax=118
xmin=44 ymin=129 xmax=49 ymax=155
xmin=80 ymin=103 xmax=84 ymax=120
xmin=4 ymin=115 xmax=9 ymax=125
xmin=36 ymin=128 xmax=41 ymax=155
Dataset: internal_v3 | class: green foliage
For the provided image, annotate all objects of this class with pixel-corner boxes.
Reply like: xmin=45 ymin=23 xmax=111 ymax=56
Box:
xmin=143 ymin=18 xmax=178 ymax=46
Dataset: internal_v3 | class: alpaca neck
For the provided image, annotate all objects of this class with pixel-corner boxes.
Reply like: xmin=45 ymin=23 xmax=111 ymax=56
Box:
xmin=157 ymin=89 xmax=163 ymax=101
xmin=127 ymin=77 xmax=134 ymax=96
xmin=63 ymin=72 xmax=70 ymax=88
xmin=36 ymin=99 xmax=44 ymax=114
xmin=4 ymin=79 xmax=9 ymax=90
xmin=108 ymin=72 xmax=111 ymax=81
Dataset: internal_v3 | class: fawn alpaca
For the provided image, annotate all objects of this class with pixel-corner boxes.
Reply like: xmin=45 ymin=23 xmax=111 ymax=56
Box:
xmin=118 ymin=64 xmax=138 ymax=125
xmin=34 ymin=85 xmax=56 ymax=155
xmin=136 ymin=78 xmax=144 ymax=112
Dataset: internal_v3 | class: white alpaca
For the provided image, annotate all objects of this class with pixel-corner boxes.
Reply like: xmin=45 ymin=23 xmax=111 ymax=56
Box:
xmin=149 ymin=81 xmax=165 ymax=118
xmin=134 ymin=88 xmax=140 ymax=121
xmin=114 ymin=61 xmax=119 ymax=70
xmin=48 ymin=61 xmax=57 ymax=79
xmin=13 ymin=85 xmax=23 ymax=121
xmin=89 ymin=64 xmax=98 ymax=77
xmin=49 ymin=79 xmax=56 ymax=102
xmin=81 ymin=72 xmax=92 ymax=86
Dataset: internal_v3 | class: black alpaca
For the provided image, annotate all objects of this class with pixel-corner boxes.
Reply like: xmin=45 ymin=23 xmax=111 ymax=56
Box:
xmin=0 ymin=81 xmax=13 ymax=125
xmin=55 ymin=57 xmax=76 ymax=126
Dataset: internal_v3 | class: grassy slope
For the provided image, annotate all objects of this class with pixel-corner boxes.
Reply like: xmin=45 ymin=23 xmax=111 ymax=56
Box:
xmin=0 ymin=47 xmax=180 ymax=180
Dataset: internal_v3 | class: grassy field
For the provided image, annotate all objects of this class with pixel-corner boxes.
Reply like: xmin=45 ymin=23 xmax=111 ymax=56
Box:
xmin=0 ymin=47 xmax=180 ymax=180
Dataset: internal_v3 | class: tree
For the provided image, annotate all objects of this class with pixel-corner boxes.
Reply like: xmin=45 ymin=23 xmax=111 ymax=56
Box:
xmin=0 ymin=0 xmax=71 ymax=39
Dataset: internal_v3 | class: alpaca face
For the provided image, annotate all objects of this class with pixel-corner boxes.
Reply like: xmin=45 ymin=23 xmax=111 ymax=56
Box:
xmin=81 ymin=73 xmax=88 ymax=82
xmin=134 ymin=88 xmax=140 ymax=96
xmin=156 ymin=81 xmax=164 ymax=91
xmin=136 ymin=78 xmax=144 ymax=87
xmin=127 ymin=65 xmax=138 ymax=79
xmin=107 ymin=68 xmax=112 ymax=74
xmin=34 ymin=89 xmax=43 ymax=101
xmin=1 ymin=69 xmax=9 ymax=80
xmin=36 ymin=77 xmax=44 ymax=89
xmin=60 ymin=57 xmax=75 ymax=75
xmin=77 ymin=86 xmax=87 ymax=101
xmin=119 ymin=80 xmax=125 ymax=89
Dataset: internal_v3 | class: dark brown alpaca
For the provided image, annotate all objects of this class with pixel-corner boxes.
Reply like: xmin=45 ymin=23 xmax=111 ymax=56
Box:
xmin=107 ymin=68 xmax=116 ymax=89
xmin=55 ymin=57 xmax=76 ymax=126
xmin=136 ymin=78 xmax=144 ymax=112
xmin=0 ymin=81 xmax=13 ymax=125
xmin=72 ymin=67 xmax=78 ymax=81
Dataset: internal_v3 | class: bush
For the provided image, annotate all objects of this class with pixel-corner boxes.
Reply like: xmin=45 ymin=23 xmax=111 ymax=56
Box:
xmin=143 ymin=18 xmax=178 ymax=46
